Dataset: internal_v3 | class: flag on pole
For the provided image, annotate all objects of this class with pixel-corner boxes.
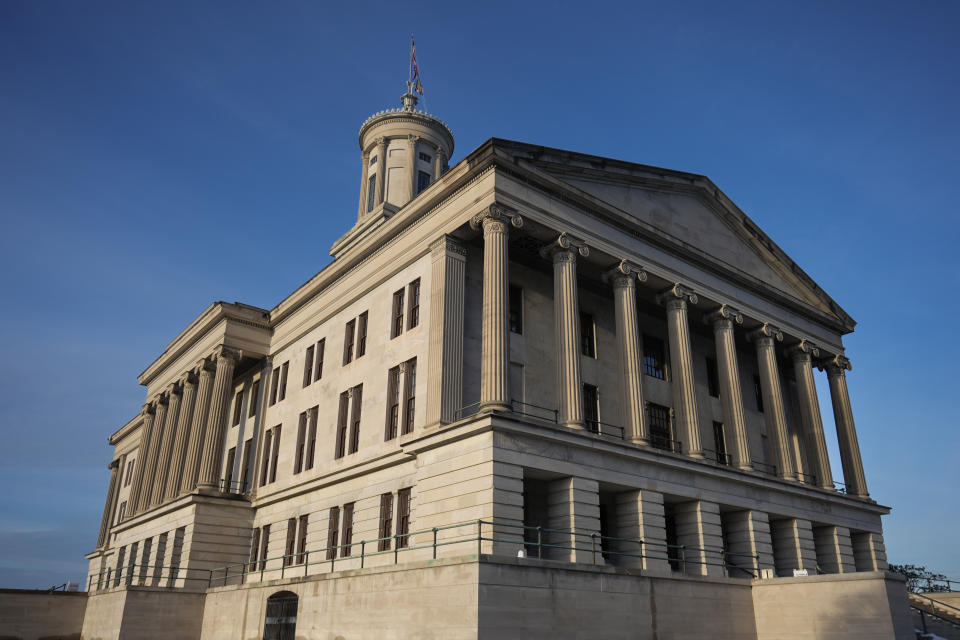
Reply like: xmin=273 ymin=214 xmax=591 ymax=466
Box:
xmin=411 ymin=38 xmax=424 ymax=95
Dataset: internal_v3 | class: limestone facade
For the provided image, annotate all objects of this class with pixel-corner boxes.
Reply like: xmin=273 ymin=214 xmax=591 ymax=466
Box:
xmin=81 ymin=88 xmax=903 ymax=639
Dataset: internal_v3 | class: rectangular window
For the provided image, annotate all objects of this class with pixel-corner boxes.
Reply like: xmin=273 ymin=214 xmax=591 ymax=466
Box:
xmin=391 ymin=289 xmax=405 ymax=338
xmin=386 ymin=365 xmax=401 ymax=440
xmin=303 ymin=345 xmax=315 ymax=387
xmin=326 ymin=507 xmax=340 ymax=560
xmin=297 ymin=515 xmax=308 ymax=564
xmin=224 ymin=446 xmax=236 ymax=486
xmin=239 ymin=439 xmax=252 ymax=492
xmin=648 ymin=403 xmax=673 ymax=451
xmin=706 ymin=357 xmax=719 ymax=398
xmin=643 ymin=335 xmax=667 ymax=380
xmin=367 ymin=175 xmax=376 ymax=212
xmin=356 ymin=311 xmax=368 ymax=358
xmin=397 ymin=488 xmax=411 ymax=548
xmin=260 ymin=428 xmax=273 ymax=486
xmin=259 ymin=524 xmax=270 ymax=571
xmin=285 ymin=518 xmax=296 ymax=566
xmin=314 ymin=339 xmax=325 ymax=382
xmin=417 ymin=170 xmax=431 ymax=194
xmin=583 ymin=384 xmax=599 ymax=430
xmin=342 ymin=502 xmax=354 ymax=557
xmin=419 ymin=151 xmax=432 ymax=163
xmin=305 ymin=406 xmax=318 ymax=470
xmin=269 ymin=367 xmax=280 ymax=406
xmin=269 ymin=425 xmax=281 ymax=483
xmin=278 ymin=362 xmax=288 ymax=402
xmin=116 ymin=500 xmax=127 ymax=524
xmin=509 ymin=285 xmax=523 ymax=334
xmin=407 ymin=279 xmax=420 ymax=329
xmin=335 ymin=391 xmax=350 ymax=459
xmin=249 ymin=528 xmax=260 ymax=571
xmin=349 ymin=384 xmax=363 ymax=454
xmin=294 ymin=412 xmax=307 ymax=474
xmin=402 ymin=358 xmax=417 ymax=435
xmin=580 ymin=312 xmax=596 ymax=358
xmin=232 ymin=391 xmax=243 ymax=426
xmin=343 ymin=319 xmax=356 ymax=364
xmin=249 ymin=379 xmax=260 ymax=417
xmin=753 ymin=374 xmax=764 ymax=412
xmin=378 ymin=492 xmax=394 ymax=551
xmin=124 ymin=459 xmax=135 ymax=486
xmin=712 ymin=421 xmax=728 ymax=464
xmin=127 ymin=542 xmax=138 ymax=585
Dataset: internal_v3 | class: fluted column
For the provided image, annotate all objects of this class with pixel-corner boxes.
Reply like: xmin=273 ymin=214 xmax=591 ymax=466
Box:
xmin=164 ymin=372 xmax=198 ymax=500
xmin=470 ymin=204 xmax=522 ymax=412
xmin=426 ymin=235 xmax=467 ymax=425
xmin=357 ymin=148 xmax=370 ymax=219
xmin=657 ymin=284 xmax=702 ymax=457
xmin=706 ymin=305 xmax=751 ymax=469
xmin=126 ymin=404 xmax=155 ymax=517
xmin=407 ymin=135 xmax=419 ymax=200
xmin=544 ymin=233 xmax=589 ymax=428
xmin=197 ymin=347 xmax=240 ymax=491
xmin=136 ymin=394 xmax=168 ymax=513
xmin=790 ymin=341 xmax=834 ymax=489
xmin=749 ymin=324 xmax=796 ymax=481
xmin=150 ymin=383 xmax=182 ymax=506
xmin=96 ymin=459 xmax=121 ymax=548
xmin=180 ymin=359 xmax=216 ymax=495
xmin=374 ymin=137 xmax=387 ymax=206
xmin=434 ymin=147 xmax=446 ymax=179
xmin=824 ymin=355 xmax=868 ymax=497
xmin=606 ymin=260 xmax=647 ymax=443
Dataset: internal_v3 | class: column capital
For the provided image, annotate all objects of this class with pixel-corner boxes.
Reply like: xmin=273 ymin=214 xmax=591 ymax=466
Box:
xmin=407 ymin=134 xmax=420 ymax=143
xmin=374 ymin=136 xmax=387 ymax=148
xmin=469 ymin=203 xmax=523 ymax=231
xmin=821 ymin=354 xmax=852 ymax=375
xmin=155 ymin=392 xmax=169 ymax=406
xmin=602 ymin=259 xmax=647 ymax=286
xmin=179 ymin=370 xmax=198 ymax=387
xmin=141 ymin=403 xmax=155 ymax=416
xmin=704 ymin=304 xmax=743 ymax=328
xmin=539 ymin=232 xmax=589 ymax=260
xmin=656 ymin=283 xmax=698 ymax=307
xmin=429 ymin=235 xmax=467 ymax=260
xmin=747 ymin=323 xmax=783 ymax=343
xmin=788 ymin=339 xmax=820 ymax=361
xmin=213 ymin=345 xmax=242 ymax=363
xmin=108 ymin=458 xmax=122 ymax=470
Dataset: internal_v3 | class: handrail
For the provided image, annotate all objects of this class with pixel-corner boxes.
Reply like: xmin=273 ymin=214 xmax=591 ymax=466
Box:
xmin=910 ymin=605 xmax=960 ymax=633
xmin=912 ymin=592 xmax=960 ymax=615
xmin=510 ymin=399 xmax=558 ymax=423
xmin=751 ymin=460 xmax=777 ymax=476
xmin=702 ymin=448 xmax=732 ymax=466
xmin=833 ymin=480 xmax=847 ymax=494
xmin=796 ymin=472 xmax=817 ymax=486
xmin=453 ymin=402 xmax=482 ymax=421
xmin=650 ymin=435 xmax=683 ymax=454
xmin=585 ymin=420 xmax=625 ymax=439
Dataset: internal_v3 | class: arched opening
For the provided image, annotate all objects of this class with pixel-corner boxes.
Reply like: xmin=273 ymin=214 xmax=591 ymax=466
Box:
xmin=263 ymin=590 xmax=298 ymax=640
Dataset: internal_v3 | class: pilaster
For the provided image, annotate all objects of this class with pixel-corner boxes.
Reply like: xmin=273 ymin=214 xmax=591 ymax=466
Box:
xmin=657 ymin=284 xmax=702 ymax=457
xmin=749 ymin=323 xmax=796 ymax=481
xmin=789 ymin=341 xmax=834 ymax=489
xmin=706 ymin=305 xmax=751 ymax=469
xmin=197 ymin=346 xmax=240 ymax=491
xmin=851 ymin=531 xmax=888 ymax=571
xmin=674 ymin=500 xmax=725 ymax=577
xmin=722 ymin=510 xmax=774 ymax=577
xmin=614 ymin=489 xmax=670 ymax=574
xmin=770 ymin=517 xmax=817 ymax=576
xmin=824 ymin=355 xmax=869 ymax=497
xmin=425 ymin=235 xmax=466 ymax=426
xmin=814 ymin=525 xmax=856 ymax=573
xmin=546 ymin=476 xmax=601 ymax=563
xmin=606 ymin=260 xmax=648 ymax=444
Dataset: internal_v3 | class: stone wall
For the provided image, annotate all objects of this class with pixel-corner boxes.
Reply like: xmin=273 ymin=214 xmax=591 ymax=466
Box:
xmin=0 ymin=589 xmax=86 ymax=640
xmin=81 ymin=588 xmax=205 ymax=640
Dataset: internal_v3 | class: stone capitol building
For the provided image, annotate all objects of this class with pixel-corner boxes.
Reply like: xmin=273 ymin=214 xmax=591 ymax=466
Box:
xmin=80 ymin=83 xmax=913 ymax=639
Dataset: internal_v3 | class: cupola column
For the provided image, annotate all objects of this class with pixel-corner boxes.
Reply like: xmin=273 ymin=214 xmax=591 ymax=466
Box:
xmin=706 ymin=305 xmax=752 ymax=470
xmin=657 ymin=285 xmax=703 ymax=457
xmin=824 ymin=356 xmax=868 ymax=497
xmin=605 ymin=260 xmax=647 ymax=443
xmin=407 ymin=135 xmax=419 ymax=200
xmin=357 ymin=148 xmax=370 ymax=219
xmin=434 ymin=146 xmax=446 ymax=179
xmin=197 ymin=347 xmax=240 ymax=491
xmin=749 ymin=324 xmax=796 ymax=481
xmin=470 ymin=204 xmax=522 ymax=413
xmin=374 ymin=137 xmax=387 ymax=207
xmin=790 ymin=341 xmax=834 ymax=489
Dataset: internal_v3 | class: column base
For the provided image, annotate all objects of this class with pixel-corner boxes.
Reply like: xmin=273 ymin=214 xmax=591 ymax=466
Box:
xmin=479 ymin=402 xmax=510 ymax=414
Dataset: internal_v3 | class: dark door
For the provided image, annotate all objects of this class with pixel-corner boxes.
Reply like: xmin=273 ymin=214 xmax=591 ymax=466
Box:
xmin=263 ymin=591 xmax=298 ymax=640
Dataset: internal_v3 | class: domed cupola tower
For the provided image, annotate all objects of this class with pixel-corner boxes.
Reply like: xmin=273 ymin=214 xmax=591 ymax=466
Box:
xmin=356 ymin=86 xmax=454 ymax=222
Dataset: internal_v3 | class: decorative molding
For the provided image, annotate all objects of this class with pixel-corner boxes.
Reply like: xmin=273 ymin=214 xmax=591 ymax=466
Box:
xmin=429 ymin=235 xmax=467 ymax=259
xmin=656 ymin=283 xmax=698 ymax=306
xmin=214 ymin=345 xmax=242 ymax=362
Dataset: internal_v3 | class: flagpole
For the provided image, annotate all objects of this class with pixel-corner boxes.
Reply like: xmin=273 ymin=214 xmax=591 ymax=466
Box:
xmin=408 ymin=35 xmax=414 ymax=94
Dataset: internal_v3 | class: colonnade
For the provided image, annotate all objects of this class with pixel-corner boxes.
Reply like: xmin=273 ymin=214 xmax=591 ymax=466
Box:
xmin=468 ymin=203 xmax=869 ymax=498
xmin=122 ymin=346 xmax=240 ymax=520
xmin=357 ymin=135 xmax=449 ymax=219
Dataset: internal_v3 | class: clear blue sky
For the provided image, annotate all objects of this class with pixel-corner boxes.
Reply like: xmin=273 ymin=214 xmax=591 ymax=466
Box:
xmin=1 ymin=0 xmax=957 ymax=588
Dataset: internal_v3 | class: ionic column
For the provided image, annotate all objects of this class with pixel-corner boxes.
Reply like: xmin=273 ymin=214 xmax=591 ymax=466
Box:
xmin=357 ymin=148 xmax=370 ymax=219
xmin=197 ymin=347 xmax=240 ymax=491
xmin=180 ymin=359 xmax=216 ymax=495
xmin=433 ymin=146 xmax=446 ymax=179
xmin=824 ymin=355 xmax=868 ymax=497
xmin=150 ymin=382 xmax=182 ymax=506
xmin=426 ymin=236 xmax=467 ymax=425
xmin=374 ymin=137 xmax=387 ymax=205
xmin=407 ymin=135 xmax=419 ymax=200
xmin=164 ymin=372 xmax=198 ymax=501
xmin=606 ymin=260 xmax=647 ymax=443
xmin=749 ymin=324 xmax=796 ymax=481
xmin=96 ymin=459 xmax=122 ymax=548
xmin=543 ymin=233 xmax=589 ymax=428
xmin=136 ymin=394 xmax=169 ymax=513
xmin=470 ymin=204 xmax=522 ymax=413
xmin=706 ymin=305 xmax=751 ymax=469
xmin=126 ymin=404 xmax=155 ymax=517
xmin=790 ymin=341 xmax=834 ymax=490
xmin=657 ymin=284 xmax=703 ymax=457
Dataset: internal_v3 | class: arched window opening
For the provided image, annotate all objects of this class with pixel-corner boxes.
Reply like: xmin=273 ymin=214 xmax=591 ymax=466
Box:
xmin=263 ymin=590 xmax=298 ymax=640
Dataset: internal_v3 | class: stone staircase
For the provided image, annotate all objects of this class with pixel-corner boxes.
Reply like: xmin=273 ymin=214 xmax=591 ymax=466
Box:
xmin=912 ymin=593 xmax=960 ymax=639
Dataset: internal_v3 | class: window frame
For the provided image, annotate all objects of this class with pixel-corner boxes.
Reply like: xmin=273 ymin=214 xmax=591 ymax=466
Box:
xmin=407 ymin=279 xmax=420 ymax=330
xmin=391 ymin=289 xmax=405 ymax=338
xmin=402 ymin=358 xmax=417 ymax=435
xmin=643 ymin=335 xmax=668 ymax=380
xmin=378 ymin=493 xmax=394 ymax=551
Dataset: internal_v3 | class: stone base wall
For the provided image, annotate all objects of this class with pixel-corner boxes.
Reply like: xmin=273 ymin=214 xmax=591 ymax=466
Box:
xmin=81 ymin=588 xmax=205 ymax=640
xmin=0 ymin=589 xmax=87 ymax=640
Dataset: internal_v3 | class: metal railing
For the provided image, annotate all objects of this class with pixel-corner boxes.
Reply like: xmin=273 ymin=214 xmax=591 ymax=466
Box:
xmin=796 ymin=472 xmax=817 ymax=486
xmin=453 ymin=402 xmax=482 ymax=421
xmin=833 ymin=480 xmax=847 ymax=494
xmin=586 ymin=420 xmax=625 ymax=439
xmin=87 ymin=562 xmax=208 ymax=593
xmin=203 ymin=518 xmax=760 ymax=589
xmin=702 ymin=448 xmax=732 ymax=466
xmin=510 ymin=399 xmax=558 ymax=423
xmin=751 ymin=460 xmax=777 ymax=477
xmin=650 ymin=434 xmax=683 ymax=454
xmin=219 ymin=478 xmax=249 ymax=495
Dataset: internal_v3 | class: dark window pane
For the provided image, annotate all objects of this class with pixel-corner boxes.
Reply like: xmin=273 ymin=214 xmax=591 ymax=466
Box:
xmin=417 ymin=170 xmax=431 ymax=194
xmin=580 ymin=312 xmax=596 ymax=358
xmin=509 ymin=285 xmax=523 ymax=334
xmin=643 ymin=335 xmax=667 ymax=380
xmin=706 ymin=357 xmax=719 ymax=398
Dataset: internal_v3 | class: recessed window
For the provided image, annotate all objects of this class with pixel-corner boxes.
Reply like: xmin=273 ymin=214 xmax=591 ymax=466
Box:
xmin=583 ymin=384 xmax=599 ymax=431
xmin=284 ymin=518 xmax=297 ymax=567
xmin=343 ymin=319 xmax=356 ymax=364
xmin=123 ymin=459 xmax=135 ymax=487
xmin=232 ymin=391 xmax=243 ymax=426
xmin=402 ymin=358 xmax=417 ymax=435
xmin=509 ymin=285 xmax=523 ymax=334
xmin=356 ymin=311 xmax=368 ymax=357
xmin=418 ymin=152 xmax=431 ymax=163
xmin=378 ymin=492 xmax=394 ymax=551
xmin=391 ymin=289 xmax=405 ymax=338
xmin=326 ymin=507 xmax=340 ymax=560
xmin=334 ymin=385 xmax=363 ymax=459
xmin=712 ymin=421 xmax=728 ymax=465
xmin=248 ymin=380 xmax=260 ymax=417
xmin=370 ymin=155 xmax=377 ymax=165
xmin=303 ymin=345 xmax=315 ymax=387
xmin=643 ymin=335 xmax=667 ymax=380
xmin=314 ymin=339 xmax=325 ymax=382
xmin=397 ymin=488 xmax=411 ymax=549
xmin=753 ymin=374 xmax=764 ymax=413
xmin=648 ymin=403 xmax=673 ymax=451
xmin=385 ymin=365 xmax=401 ymax=441
xmin=706 ymin=357 xmax=719 ymax=398
xmin=417 ymin=170 xmax=431 ymax=194
xmin=580 ymin=312 xmax=596 ymax=358
xmin=367 ymin=175 xmax=376 ymax=212
xmin=407 ymin=279 xmax=420 ymax=329
xmin=342 ymin=502 xmax=354 ymax=557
